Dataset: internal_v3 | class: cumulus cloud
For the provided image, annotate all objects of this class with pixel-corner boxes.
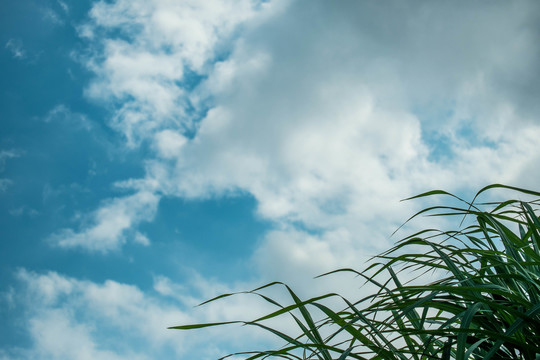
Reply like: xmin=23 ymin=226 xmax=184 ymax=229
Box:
xmin=154 ymin=129 xmax=187 ymax=159
xmin=24 ymin=1 xmax=539 ymax=358
xmin=80 ymin=0 xmax=263 ymax=146
xmin=143 ymin=0 xmax=540 ymax=255
xmin=12 ymin=1 xmax=540 ymax=358
xmin=4 ymin=269 xmax=183 ymax=359
xmin=62 ymin=0 xmax=540 ymax=261
xmin=52 ymin=0 xmax=271 ymax=253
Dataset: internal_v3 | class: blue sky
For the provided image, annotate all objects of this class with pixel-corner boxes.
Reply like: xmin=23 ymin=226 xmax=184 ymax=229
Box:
xmin=1 ymin=0 xmax=540 ymax=359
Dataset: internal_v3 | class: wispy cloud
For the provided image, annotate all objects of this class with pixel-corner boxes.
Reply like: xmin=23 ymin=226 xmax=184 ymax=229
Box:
xmin=0 ymin=179 xmax=13 ymax=193
xmin=0 ymin=149 xmax=22 ymax=169
xmin=133 ymin=231 xmax=150 ymax=246
xmin=41 ymin=0 xmax=72 ymax=26
xmin=48 ymin=191 xmax=160 ymax=252
xmin=5 ymin=39 xmax=26 ymax=59
xmin=0 ymin=149 xmax=22 ymax=193
xmin=43 ymin=104 xmax=94 ymax=131
xmin=9 ymin=206 xmax=39 ymax=217
xmin=57 ymin=0 xmax=69 ymax=14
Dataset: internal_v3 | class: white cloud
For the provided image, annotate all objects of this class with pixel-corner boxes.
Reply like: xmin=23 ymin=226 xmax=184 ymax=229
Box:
xmin=29 ymin=309 xmax=133 ymax=360
xmin=81 ymin=0 xmax=263 ymax=146
xmin=12 ymin=1 xmax=540 ymax=358
xmin=254 ymin=227 xmax=372 ymax=288
xmin=49 ymin=191 xmax=160 ymax=252
xmin=134 ymin=231 xmax=150 ymax=246
xmin=67 ymin=0 xmax=540 ymax=262
xmin=194 ymin=0 xmax=539 ymax=213
xmin=5 ymin=269 xmax=284 ymax=359
xmin=6 ymin=270 xmax=180 ymax=359
xmin=52 ymin=0 xmax=271 ymax=253
xmin=154 ymin=129 xmax=187 ymax=159
xmin=25 ymin=1 xmax=540 ymax=357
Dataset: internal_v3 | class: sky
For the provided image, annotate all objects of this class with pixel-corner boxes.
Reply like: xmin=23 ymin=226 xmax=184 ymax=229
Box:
xmin=1 ymin=0 xmax=540 ymax=358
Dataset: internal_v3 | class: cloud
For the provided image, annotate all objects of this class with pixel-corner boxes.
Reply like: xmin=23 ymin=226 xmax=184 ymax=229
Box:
xmin=0 ymin=179 xmax=13 ymax=193
xmin=48 ymin=191 xmax=160 ymax=252
xmin=80 ymin=0 xmax=263 ymax=147
xmin=65 ymin=0 xmax=540 ymax=260
xmin=154 ymin=129 xmax=187 ymax=159
xmin=28 ymin=309 xmax=135 ymax=360
xmin=4 ymin=269 xmax=182 ymax=359
xmin=3 ymin=269 xmax=284 ymax=359
xmin=9 ymin=206 xmax=39 ymax=217
xmin=0 ymin=149 xmax=22 ymax=193
xmin=0 ymin=149 xmax=22 ymax=171
xmin=42 ymin=7 xmax=64 ymax=25
xmin=137 ymin=0 xmax=540 ymax=241
xmin=51 ymin=0 xmax=270 ymax=253
xmin=57 ymin=0 xmax=69 ymax=14
xmin=44 ymin=104 xmax=94 ymax=131
xmin=5 ymin=39 xmax=26 ymax=59
xmin=25 ymin=1 xmax=540 ymax=358
xmin=10 ymin=1 xmax=540 ymax=358
xmin=133 ymin=231 xmax=150 ymax=246
xmin=253 ymin=227 xmax=373 ymax=287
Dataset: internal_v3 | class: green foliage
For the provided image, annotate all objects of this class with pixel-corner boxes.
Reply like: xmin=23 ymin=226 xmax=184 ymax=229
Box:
xmin=171 ymin=184 xmax=540 ymax=359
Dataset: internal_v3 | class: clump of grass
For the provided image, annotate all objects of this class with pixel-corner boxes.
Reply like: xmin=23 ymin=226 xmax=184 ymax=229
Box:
xmin=171 ymin=184 xmax=540 ymax=359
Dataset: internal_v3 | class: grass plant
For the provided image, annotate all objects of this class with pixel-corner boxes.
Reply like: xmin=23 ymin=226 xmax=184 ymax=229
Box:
xmin=171 ymin=184 xmax=540 ymax=359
